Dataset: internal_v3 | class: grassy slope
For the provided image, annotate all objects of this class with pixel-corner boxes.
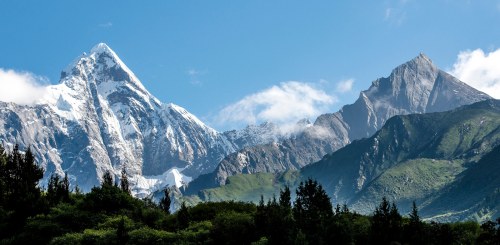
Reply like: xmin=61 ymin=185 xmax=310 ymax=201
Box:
xmin=183 ymin=170 xmax=301 ymax=204
xmin=182 ymin=100 xmax=500 ymax=221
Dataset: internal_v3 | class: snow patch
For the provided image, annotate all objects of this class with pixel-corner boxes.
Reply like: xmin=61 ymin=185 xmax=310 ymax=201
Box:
xmin=131 ymin=167 xmax=192 ymax=198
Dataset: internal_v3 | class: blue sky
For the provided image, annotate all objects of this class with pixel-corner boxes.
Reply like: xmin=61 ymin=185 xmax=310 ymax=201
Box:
xmin=1 ymin=1 xmax=500 ymax=131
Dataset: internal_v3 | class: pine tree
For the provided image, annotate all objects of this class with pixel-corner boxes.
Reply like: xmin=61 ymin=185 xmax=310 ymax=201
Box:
xmin=47 ymin=172 xmax=70 ymax=206
xmin=293 ymin=178 xmax=333 ymax=244
xmin=254 ymin=195 xmax=268 ymax=239
xmin=409 ymin=201 xmax=420 ymax=225
xmin=279 ymin=186 xmax=291 ymax=210
xmin=62 ymin=172 xmax=70 ymax=201
xmin=405 ymin=201 xmax=423 ymax=244
xmin=120 ymin=168 xmax=130 ymax=194
xmin=177 ymin=202 xmax=190 ymax=230
xmin=0 ymin=144 xmax=7 ymax=206
xmin=371 ymin=197 xmax=402 ymax=244
xmin=0 ymin=145 xmax=43 ymax=238
xmin=159 ymin=186 xmax=171 ymax=214
xmin=102 ymin=171 xmax=114 ymax=187
xmin=268 ymin=186 xmax=294 ymax=245
xmin=47 ymin=174 xmax=61 ymax=206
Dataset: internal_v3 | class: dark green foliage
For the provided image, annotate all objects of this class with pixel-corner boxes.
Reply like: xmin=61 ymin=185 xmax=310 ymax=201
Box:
xmin=187 ymin=200 xmax=256 ymax=222
xmin=84 ymin=182 xmax=137 ymax=214
xmin=102 ymin=171 xmax=114 ymax=187
xmin=0 ymin=144 xmax=44 ymax=240
xmin=477 ymin=218 xmax=500 ymax=244
xmin=47 ymin=173 xmax=70 ymax=206
xmin=211 ymin=211 xmax=255 ymax=245
xmin=404 ymin=201 xmax=424 ymax=244
xmin=371 ymin=197 xmax=403 ymax=244
xmin=120 ymin=168 xmax=130 ymax=195
xmin=293 ymin=178 xmax=333 ymax=244
xmin=176 ymin=202 xmax=191 ymax=230
xmin=0 ymin=146 xmax=495 ymax=245
xmin=159 ymin=186 xmax=171 ymax=214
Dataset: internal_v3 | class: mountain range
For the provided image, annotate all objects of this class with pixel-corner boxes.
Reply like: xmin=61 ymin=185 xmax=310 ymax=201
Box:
xmin=185 ymin=99 xmax=500 ymax=222
xmin=184 ymin=53 xmax=491 ymax=194
xmin=0 ymin=43 xmax=497 ymax=222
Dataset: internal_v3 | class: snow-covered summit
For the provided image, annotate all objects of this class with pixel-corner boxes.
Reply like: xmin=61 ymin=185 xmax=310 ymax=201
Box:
xmin=0 ymin=43 xmax=281 ymax=195
xmin=90 ymin=42 xmax=115 ymax=55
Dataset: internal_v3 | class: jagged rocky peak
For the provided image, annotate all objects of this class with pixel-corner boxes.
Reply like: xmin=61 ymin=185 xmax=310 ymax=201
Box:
xmin=61 ymin=43 xmax=146 ymax=90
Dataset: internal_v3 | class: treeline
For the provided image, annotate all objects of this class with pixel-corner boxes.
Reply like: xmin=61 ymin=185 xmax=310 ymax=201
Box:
xmin=1 ymin=144 xmax=500 ymax=244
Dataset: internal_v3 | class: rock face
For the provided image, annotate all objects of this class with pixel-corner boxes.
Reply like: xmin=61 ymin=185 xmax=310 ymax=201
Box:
xmin=301 ymin=99 xmax=500 ymax=221
xmin=0 ymin=43 xmax=275 ymax=195
xmin=187 ymin=53 xmax=491 ymax=192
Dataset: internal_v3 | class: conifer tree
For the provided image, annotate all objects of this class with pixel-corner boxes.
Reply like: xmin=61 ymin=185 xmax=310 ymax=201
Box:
xmin=102 ymin=171 xmax=114 ymax=187
xmin=293 ymin=178 xmax=333 ymax=244
xmin=120 ymin=167 xmax=130 ymax=194
xmin=177 ymin=202 xmax=190 ymax=230
xmin=409 ymin=201 xmax=420 ymax=225
xmin=372 ymin=197 xmax=402 ymax=244
xmin=405 ymin=201 xmax=423 ymax=244
xmin=279 ymin=186 xmax=291 ymax=210
xmin=1 ymin=145 xmax=43 ymax=238
xmin=0 ymin=144 xmax=7 ymax=206
xmin=159 ymin=186 xmax=171 ymax=214
xmin=62 ymin=172 xmax=70 ymax=201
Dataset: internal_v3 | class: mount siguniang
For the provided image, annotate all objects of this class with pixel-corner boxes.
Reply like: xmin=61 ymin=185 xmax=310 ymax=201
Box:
xmin=0 ymin=43 xmax=283 ymax=197
xmin=0 ymin=43 xmax=494 ymax=209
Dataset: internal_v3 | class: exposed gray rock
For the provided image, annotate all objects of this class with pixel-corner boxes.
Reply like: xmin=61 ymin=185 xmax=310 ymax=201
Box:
xmin=188 ymin=53 xmax=491 ymax=191
xmin=0 ymin=43 xmax=278 ymax=195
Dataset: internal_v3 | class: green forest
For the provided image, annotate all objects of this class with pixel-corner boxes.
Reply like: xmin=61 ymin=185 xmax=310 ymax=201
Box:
xmin=1 ymin=144 xmax=499 ymax=245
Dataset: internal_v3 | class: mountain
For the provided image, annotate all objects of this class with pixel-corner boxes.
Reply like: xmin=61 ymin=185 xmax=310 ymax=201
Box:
xmin=419 ymin=141 xmax=500 ymax=222
xmin=301 ymin=99 xmax=500 ymax=221
xmin=185 ymin=53 xmax=491 ymax=193
xmin=0 ymin=43 xmax=275 ymax=196
xmin=184 ymin=100 xmax=500 ymax=222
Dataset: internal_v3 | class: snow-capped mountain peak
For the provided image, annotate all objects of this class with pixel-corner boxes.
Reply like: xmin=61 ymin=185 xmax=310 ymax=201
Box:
xmin=0 ymin=43 xmax=280 ymax=196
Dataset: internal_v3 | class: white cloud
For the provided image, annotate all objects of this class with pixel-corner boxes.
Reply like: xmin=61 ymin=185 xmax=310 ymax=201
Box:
xmin=0 ymin=69 xmax=49 ymax=105
xmin=336 ymin=79 xmax=354 ymax=93
xmin=449 ymin=48 xmax=500 ymax=99
xmin=98 ymin=22 xmax=113 ymax=28
xmin=384 ymin=0 xmax=411 ymax=26
xmin=215 ymin=81 xmax=337 ymax=131
xmin=384 ymin=7 xmax=406 ymax=26
xmin=187 ymin=68 xmax=206 ymax=86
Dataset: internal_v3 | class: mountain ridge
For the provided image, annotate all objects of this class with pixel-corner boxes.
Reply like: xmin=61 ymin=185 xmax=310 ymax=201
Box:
xmin=184 ymin=53 xmax=492 ymax=194
xmin=0 ymin=43 xmax=278 ymax=196
xmin=184 ymin=99 xmax=500 ymax=222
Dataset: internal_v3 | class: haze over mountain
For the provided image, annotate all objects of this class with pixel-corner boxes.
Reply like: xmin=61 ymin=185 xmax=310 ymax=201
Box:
xmin=0 ymin=43 xmax=279 ymax=196
xmin=302 ymin=99 xmax=500 ymax=221
xmin=185 ymin=99 xmax=500 ymax=222
xmin=185 ymin=53 xmax=492 ymax=193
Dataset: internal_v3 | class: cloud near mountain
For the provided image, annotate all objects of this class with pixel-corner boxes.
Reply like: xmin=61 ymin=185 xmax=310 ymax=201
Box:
xmin=214 ymin=81 xmax=337 ymax=131
xmin=450 ymin=48 xmax=500 ymax=99
xmin=0 ymin=68 xmax=48 ymax=105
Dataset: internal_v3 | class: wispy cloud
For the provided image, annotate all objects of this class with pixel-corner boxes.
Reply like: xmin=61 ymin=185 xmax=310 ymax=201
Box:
xmin=384 ymin=0 xmax=411 ymax=26
xmin=384 ymin=7 xmax=406 ymax=26
xmin=214 ymin=81 xmax=337 ymax=131
xmin=98 ymin=22 xmax=113 ymax=28
xmin=0 ymin=69 xmax=49 ymax=105
xmin=449 ymin=48 xmax=500 ymax=99
xmin=336 ymin=79 xmax=355 ymax=93
xmin=187 ymin=68 xmax=206 ymax=86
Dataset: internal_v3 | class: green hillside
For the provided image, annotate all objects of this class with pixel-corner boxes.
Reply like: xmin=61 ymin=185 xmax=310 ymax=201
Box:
xmin=185 ymin=100 xmax=500 ymax=222
xmin=184 ymin=170 xmax=301 ymax=204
